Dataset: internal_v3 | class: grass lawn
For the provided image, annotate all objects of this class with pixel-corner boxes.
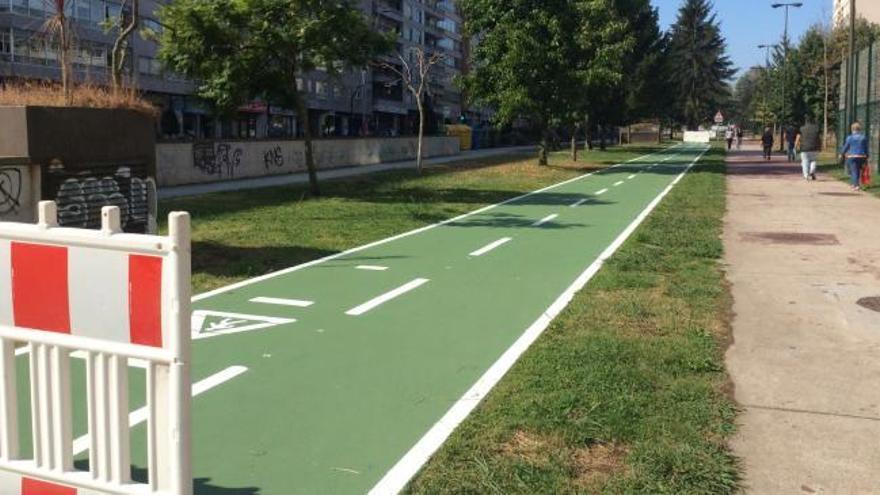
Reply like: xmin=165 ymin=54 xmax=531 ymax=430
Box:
xmin=405 ymin=145 xmax=738 ymax=494
xmin=160 ymin=144 xmax=672 ymax=294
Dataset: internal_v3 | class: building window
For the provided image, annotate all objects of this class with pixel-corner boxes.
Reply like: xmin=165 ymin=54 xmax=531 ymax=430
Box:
xmin=0 ymin=0 xmax=8 ymax=12
xmin=235 ymin=115 xmax=257 ymax=138
xmin=138 ymin=56 xmax=161 ymax=76
xmin=0 ymin=30 xmax=9 ymax=61
xmin=269 ymin=115 xmax=294 ymax=138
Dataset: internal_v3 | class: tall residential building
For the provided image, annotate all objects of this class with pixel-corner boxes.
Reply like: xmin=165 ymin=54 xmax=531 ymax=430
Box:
xmin=0 ymin=0 xmax=464 ymax=139
xmin=834 ymin=0 xmax=880 ymax=27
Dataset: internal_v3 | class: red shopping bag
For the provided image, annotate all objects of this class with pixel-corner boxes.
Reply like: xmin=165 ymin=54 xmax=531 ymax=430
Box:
xmin=862 ymin=163 xmax=872 ymax=186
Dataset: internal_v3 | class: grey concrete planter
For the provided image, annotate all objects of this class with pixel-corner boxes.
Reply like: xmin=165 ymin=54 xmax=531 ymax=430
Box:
xmin=0 ymin=106 xmax=157 ymax=233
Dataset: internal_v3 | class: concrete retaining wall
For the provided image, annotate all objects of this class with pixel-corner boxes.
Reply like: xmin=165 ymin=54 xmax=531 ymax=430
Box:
xmin=156 ymin=136 xmax=461 ymax=187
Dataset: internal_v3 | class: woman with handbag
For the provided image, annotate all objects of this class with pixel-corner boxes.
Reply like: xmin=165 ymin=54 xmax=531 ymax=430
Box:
xmin=840 ymin=122 xmax=870 ymax=191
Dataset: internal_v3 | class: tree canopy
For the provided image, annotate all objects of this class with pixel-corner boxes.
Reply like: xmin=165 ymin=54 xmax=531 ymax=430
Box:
xmin=158 ymin=0 xmax=390 ymax=194
xmin=667 ymin=0 xmax=734 ymax=130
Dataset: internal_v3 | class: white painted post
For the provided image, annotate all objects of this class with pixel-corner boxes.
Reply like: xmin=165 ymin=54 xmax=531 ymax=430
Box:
xmin=167 ymin=212 xmax=192 ymax=495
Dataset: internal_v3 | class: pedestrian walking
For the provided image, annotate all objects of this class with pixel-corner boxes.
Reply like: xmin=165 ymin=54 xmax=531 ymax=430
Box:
xmin=840 ymin=122 xmax=870 ymax=191
xmin=795 ymin=117 xmax=820 ymax=181
xmin=726 ymin=126 xmax=734 ymax=151
xmin=761 ymin=127 xmax=774 ymax=161
xmin=736 ymin=126 xmax=744 ymax=150
xmin=785 ymin=126 xmax=797 ymax=162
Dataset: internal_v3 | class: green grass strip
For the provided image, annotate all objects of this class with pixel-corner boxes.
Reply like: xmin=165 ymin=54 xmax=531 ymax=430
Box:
xmin=405 ymin=146 xmax=739 ymax=494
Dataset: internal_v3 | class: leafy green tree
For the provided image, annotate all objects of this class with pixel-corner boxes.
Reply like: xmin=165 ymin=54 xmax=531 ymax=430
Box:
xmin=460 ymin=0 xmax=628 ymax=165
xmin=667 ymin=0 xmax=734 ymax=130
xmin=158 ymin=0 xmax=390 ymax=195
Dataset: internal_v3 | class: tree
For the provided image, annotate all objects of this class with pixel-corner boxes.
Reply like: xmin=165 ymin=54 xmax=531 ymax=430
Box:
xmin=45 ymin=0 xmax=73 ymax=103
xmin=377 ymin=47 xmax=445 ymax=174
xmin=158 ymin=0 xmax=390 ymax=195
xmin=106 ymin=0 xmax=139 ymax=91
xmin=667 ymin=0 xmax=734 ymax=130
xmin=460 ymin=0 xmax=629 ymax=165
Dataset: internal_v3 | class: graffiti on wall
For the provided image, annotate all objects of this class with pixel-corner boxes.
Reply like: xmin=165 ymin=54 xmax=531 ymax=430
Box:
xmin=52 ymin=165 xmax=156 ymax=233
xmin=0 ymin=168 xmax=22 ymax=214
xmin=263 ymin=146 xmax=284 ymax=170
xmin=193 ymin=142 xmax=244 ymax=178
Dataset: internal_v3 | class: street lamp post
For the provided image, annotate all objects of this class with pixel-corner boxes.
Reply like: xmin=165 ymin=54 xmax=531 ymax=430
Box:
xmin=772 ymin=2 xmax=802 ymax=152
xmin=848 ymin=0 xmax=857 ymax=128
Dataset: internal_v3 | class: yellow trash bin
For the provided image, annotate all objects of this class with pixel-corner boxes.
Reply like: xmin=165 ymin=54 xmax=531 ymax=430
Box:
xmin=446 ymin=124 xmax=473 ymax=151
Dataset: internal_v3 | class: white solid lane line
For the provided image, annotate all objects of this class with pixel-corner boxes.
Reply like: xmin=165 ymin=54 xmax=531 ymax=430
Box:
xmin=250 ymin=296 xmax=314 ymax=308
xmin=346 ymin=278 xmax=431 ymax=316
xmin=570 ymin=198 xmax=588 ymax=208
xmin=356 ymin=265 xmax=389 ymax=271
xmin=71 ymin=365 xmax=249 ymax=455
xmin=469 ymin=237 xmax=513 ymax=257
xmin=595 ymin=188 xmax=609 ymax=195
xmin=533 ymin=214 xmax=558 ymax=227
xmin=613 ymin=181 xmax=625 ymax=186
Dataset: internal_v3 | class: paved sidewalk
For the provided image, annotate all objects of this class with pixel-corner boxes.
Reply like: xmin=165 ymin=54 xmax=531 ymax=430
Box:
xmin=724 ymin=145 xmax=880 ymax=494
xmin=160 ymin=145 xmax=536 ymax=199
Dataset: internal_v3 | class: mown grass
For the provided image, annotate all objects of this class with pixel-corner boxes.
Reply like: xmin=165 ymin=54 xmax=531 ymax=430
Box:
xmin=404 ymin=145 xmax=738 ymax=494
xmin=160 ymin=144 xmax=671 ymax=294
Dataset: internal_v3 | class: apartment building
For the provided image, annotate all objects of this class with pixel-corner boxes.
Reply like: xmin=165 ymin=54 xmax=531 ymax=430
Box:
xmin=834 ymin=0 xmax=880 ymax=27
xmin=0 ymin=0 xmax=465 ymax=139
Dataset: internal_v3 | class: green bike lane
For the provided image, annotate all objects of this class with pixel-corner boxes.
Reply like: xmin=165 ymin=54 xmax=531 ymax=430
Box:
xmin=181 ymin=144 xmax=708 ymax=493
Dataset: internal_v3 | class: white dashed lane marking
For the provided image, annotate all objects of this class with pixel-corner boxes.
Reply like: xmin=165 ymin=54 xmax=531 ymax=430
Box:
xmin=345 ymin=278 xmax=431 ymax=316
xmin=533 ymin=214 xmax=558 ymax=227
xmin=469 ymin=237 xmax=513 ymax=257
xmin=250 ymin=297 xmax=314 ymax=308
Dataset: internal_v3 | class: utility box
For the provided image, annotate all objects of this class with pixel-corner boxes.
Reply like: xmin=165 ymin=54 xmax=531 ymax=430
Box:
xmin=0 ymin=106 xmax=158 ymax=233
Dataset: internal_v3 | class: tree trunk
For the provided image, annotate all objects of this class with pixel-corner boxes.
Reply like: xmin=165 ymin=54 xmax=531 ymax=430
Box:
xmin=822 ymin=31 xmax=829 ymax=152
xmin=59 ymin=14 xmax=71 ymax=104
xmin=538 ymin=128 xmax=549 ymax=166
xmin=111 ymin=0 xmax=138 ymax=92
xmin=570 ymin=124 xmax=578 ymax=161
xmin=416 ymin=98 xmax=425 ymax=174
xmin=599 ymin=125 xmax=606 ymax=151
xmin=657 ymin=122 xmax=663 ymax=144
xmin=294 ymin=91 xmax=320 ymax=196
xmin=585 ymin=116 xmax=593 ymax=151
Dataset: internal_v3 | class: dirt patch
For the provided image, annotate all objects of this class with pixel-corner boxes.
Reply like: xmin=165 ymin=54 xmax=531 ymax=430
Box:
xmin=857 ymin=297 xmax=880 ymax=313
xmin=740 ymin=232 xmax=840 ymax=246
xmin=572 ymin=442 xmax=630 ymax=488
xmin=500 ymin=430 xmax=554 ymax=466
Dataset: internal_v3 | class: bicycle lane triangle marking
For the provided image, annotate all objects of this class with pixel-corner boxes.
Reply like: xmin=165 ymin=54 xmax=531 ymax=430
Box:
xmin=191 ymin=310 xmax=296 ymax=340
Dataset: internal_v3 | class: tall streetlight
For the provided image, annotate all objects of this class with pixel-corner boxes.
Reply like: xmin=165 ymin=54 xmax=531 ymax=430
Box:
xmin=758 ymin=44 xmax=778 ymax=130
xmin=847 ymin=0 xmax=857 ymax=128
xmin=772 ymin=2 xmax=803 ymax=151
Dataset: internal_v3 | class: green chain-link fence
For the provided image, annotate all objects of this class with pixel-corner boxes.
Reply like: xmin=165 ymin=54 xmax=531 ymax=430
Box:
xmin=840 ymin=42 xmax=880 ymax=158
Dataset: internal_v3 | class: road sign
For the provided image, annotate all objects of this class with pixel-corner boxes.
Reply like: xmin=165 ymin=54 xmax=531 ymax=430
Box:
xmin=714 ymin=111 xmax=724 ymax=124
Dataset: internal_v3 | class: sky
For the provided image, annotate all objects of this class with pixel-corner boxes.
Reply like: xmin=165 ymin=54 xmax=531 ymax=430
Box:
xmin=651 ymin=0 xmax=833 ymax=77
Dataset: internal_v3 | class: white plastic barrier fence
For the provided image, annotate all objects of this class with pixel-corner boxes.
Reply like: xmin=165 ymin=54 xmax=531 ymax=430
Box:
xmin=683 ymin=131 xmax=713 ymax=143
xmin=0 ymin=201 xmax=191 ymax=494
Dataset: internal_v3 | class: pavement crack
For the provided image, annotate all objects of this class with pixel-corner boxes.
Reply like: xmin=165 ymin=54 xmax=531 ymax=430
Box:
xmin=741 ymin=403 xmax=880 ymax=422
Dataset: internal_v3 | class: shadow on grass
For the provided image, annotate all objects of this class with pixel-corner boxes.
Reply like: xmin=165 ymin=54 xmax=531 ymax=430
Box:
xmin=161 ymin=146 xmax=695 ymax=222
xmin=192 ymin=241 xmax=338 ymax=280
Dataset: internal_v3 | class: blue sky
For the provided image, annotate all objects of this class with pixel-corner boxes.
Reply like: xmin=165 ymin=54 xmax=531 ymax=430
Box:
xmin=652 ymin=0 xmax=833 ymax=77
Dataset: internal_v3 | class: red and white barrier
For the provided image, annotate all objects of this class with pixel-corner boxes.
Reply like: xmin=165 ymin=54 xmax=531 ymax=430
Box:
xmin=0 ymin=202 xmax=191 ymax=495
